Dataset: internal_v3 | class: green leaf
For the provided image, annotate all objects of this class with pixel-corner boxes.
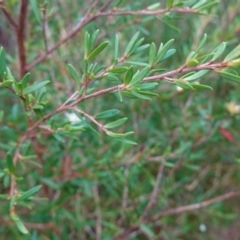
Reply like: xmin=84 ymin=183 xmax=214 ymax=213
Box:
xmin=0 ymin=110 xmax=4 ymax=121
xmin=95 ymin=109 xmax=120 ymax=119
xmin=187 ymin=51 xmax=197 ymax=61
xmin=224 ymin=45 xmax=240 ymax=62
xmin=124 ymin=66 xmax=134 ymax=85
xmin=159 ymin=49 xmax=176 ymax=62
xmin=228 ymin=59 xmax=240 ymax=67
xmin=217 ymin=70 xmax=240 ymax=84
xmin=6 ymin=153 xmax=15 ymax=174
xmin=108 ymin=67 xmax=128 ymax=73
xmin=127 ymin=90 xmax=152 ymax=100
xmin=67 ymin=64 xmax=80 ymax=88
xmin=175 ymin=80 xmax=194 ymax=90
xmin=139 ymin=82 xmax=158 ymax=90
xmin=184 ymin=70 xmax=209 ymax=82
xmin=190 ymin=83 xmax=213 ymax=90
xmin=90 ymin=29 xmax=100 ymax=50
xmin=132 ymin=43 xmax=150 ymax=55
xmin=195 ymin=34 xmax=207 ymax=54
xmin=198 ymin=1 xmax=219 ymax=12
xmin=11 ymin=214 xmax=29 ymax=234
xmin=166 ymin=0 xmax=174 ymax=9
xmin=88 ymin=41 xmax=108 ymax=61
xmin=107 ymin=131 xmax=134 ymax=138
xmin=104 ymin=118 xmax=128 ymax=129
xmin=155 ymin=39 xmax=175 ymax=64
xmin=140 ymin=224 xmax=155 ymax=238
xmin=211 ymin=42 xmax=226 ymax=61
xmin=128 ymin=66 xmax=150 ymax=87
xmin=116 ymin=138 xmax=137 ymax=145
xmin=21 ymin=73 xmax=31 ymax=88
xmin=147 ymin=3 xmax=161 ymax=10
xmin=0 ymin=80 xmax=13 ymax=87
xmin=17 ymin=185 xmax=42 ymax=202
xmin=84 ymin=32 xmax=91 ymax=57
xmin=149 ymin=42 xmax=157 ymax=66
xmin=23 ymin=80 xmax=50 ymax=95
xmin=124 ymin=32 xmax=140 ymax=56
xmin=192 ymin=0 xmax=207 ymax=9
xmin=125 ymin=61 xmax=149 ymax=67
xmin=29 ymin=0 xmax=41 ymax=24
xmin=0 ymin=47 xmax=7 ymax=79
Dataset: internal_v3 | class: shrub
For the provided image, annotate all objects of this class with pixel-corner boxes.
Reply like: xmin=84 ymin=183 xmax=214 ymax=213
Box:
xmin=1 ymin=0 xmax=240 ymax=239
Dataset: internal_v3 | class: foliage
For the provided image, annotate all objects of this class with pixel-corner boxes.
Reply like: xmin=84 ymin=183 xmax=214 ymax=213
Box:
xmin=0 ymin=0 xmax=240 ymax=239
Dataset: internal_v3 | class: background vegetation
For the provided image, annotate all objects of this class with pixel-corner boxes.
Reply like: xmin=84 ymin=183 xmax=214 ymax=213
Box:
xmin=1 ymin=0 xmax=240 ymax=239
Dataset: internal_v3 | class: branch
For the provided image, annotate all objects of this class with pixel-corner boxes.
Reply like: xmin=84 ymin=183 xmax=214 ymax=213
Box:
xmin=25 ymin=6 xmax=198 ymax=71
xmin=139 ymin=162 xmax=165 ymax=221
xmin=26 ymin=61 xmax=227 ymax=134
xmin=1 ymin=5 xmax=19 ymax=30
xmin=17 ymin=0 xmax=28 ymax=78
xmin=150 ymin=191 xmax=240 ymax=221
xmin=115 ymin=191 xmax=240 ymax=239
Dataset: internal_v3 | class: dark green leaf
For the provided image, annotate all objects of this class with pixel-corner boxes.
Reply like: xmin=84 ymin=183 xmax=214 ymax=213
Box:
xmin=124 ymin=32 xmax=140 ymax=56
xmin=0 ymin=80 xmax=13 ymax=87
xmin=67 ymin=64 xmax=80 ymax=88
xmin=159 ymin=49 xmax=176 ymax=62
xmin=17 ymin=185 xmax=42 ymax=202
xmin=224 ymin=45 xmax=240 ymax=62
xmin=166 ymin=0 xmax=174 ymax=9
xmin=88 ymin=41 xmax=108 ymax=61
xmin=29 ymin=0 xmax=41 ymax=24
xmin=11 ymin=214 xmax=29 ymax=234
xmin=149 ymin=42 xmax=157 ymax=66
xmin=198 ymin=1 xmax=219 ymax=12
xmin=107 ymin=131 xmax=134 ymax=138
xmin=190 ymin=83 xmax=213 ymax=90
xmin=139 ymin=82 xmax=158 ymax=90
xmin=147 ymin=3 xmax=161 ymax=10
xmin=84 ymin=32 xmax=90 ymax=57
xmin=195 ymin=34 xmax=207 ymax=54
xmin=23 ymin=80 xmax=50 ymax=95
xmin=90 ymin=29 xmax=100 ymax=49
xmin=211 ymin=42 xmax=226 ymax=61
xmin=108 ymin=67 xmax=128 ymax=73
xmin=184 ymin=70 xmax=209 ymax=82
xmin=104 ymin=117 xmax=128 ymax=129
xmin=128 ymin=66 xmax=150 ymax=87
xmin=116 ymin=138 xmax=137 ymax=145
xmin=0 ymin=47 xmax=7 ymax=79
xmin=95 ymin=109 xmax=120 ymax=119
xmin=6 ymin=153 xmax=15 ymax=174
xmin=21 ymin=73 xmax=31 ymax=88
xmin=155 ymin=39 xmax=175 ymax=63
xmin=124 ymin=66 xmax=134 ymax=85
xmin=175 ymin=80 xmax=194 ymax=90
xmin=217 ymin=70 xmax=240 ymax=84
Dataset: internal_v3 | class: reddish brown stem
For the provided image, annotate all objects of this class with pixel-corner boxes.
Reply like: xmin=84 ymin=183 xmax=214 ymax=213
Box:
xmin=17 ymin=0 xmax=28 ymax=78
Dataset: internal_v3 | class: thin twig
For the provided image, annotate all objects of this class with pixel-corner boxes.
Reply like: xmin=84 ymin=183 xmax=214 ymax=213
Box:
xmin=150 ymin=191 xmax=240 ymax=221
xmin=140 ymin=161 xmax=165 ymax=221
xmin=0 ymin=5 xmax=19 ymax=30
xmin=71 ymin=107 xmax=108 ymax=134
xmin=26 ymin=61 xmax=228 ymax=134
xmin=17 ymin=0 xmax=28 ymax=78
xmin=115 ymin=191 xmax=240 ymax=239
xmin=25 ymin=7 xmax=198 ymax=71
